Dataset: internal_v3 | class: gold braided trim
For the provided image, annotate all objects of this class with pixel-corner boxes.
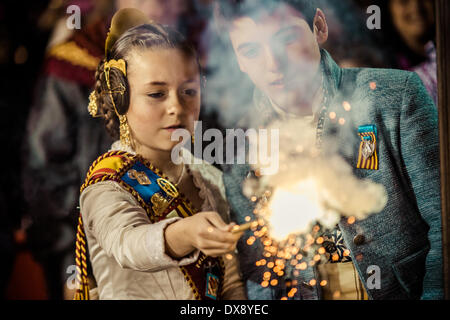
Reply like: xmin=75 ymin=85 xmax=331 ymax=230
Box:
xmin=80 ymin=151 xmax=132 ymax=193
xmin=48 ymin=41 xmax=100 ymax=71
xmin=74 ymin=214 xmax=90 ymax=300
xmin=76 ymin=151 xmax=220 ymax=300
xmin=75 ymin=151 xmax=134 ymax=300
xmin=179 ymin=266 xmax=201 ymax=300
xmin=83 ymin=152 xmax=199 ymax=220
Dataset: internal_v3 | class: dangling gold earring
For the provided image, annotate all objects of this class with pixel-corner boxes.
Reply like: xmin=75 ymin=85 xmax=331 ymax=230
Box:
xmin=119 ymin=114 xmax=131 ymax=147
xmin=191 ymin=134 xmax=195 ymax=146
xmin=103 ymin=58 xmax=129 ymax=148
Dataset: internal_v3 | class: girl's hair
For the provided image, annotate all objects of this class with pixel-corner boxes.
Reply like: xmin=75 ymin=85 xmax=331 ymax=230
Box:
xmin=94 ymin=23 xmax=199 ymax=139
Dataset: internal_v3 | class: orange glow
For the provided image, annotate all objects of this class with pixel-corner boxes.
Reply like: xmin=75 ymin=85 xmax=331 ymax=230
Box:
xmin=370 ymin=82 xmax=377 ymax=90
xmin=320 ymin=280 xmax=328 ymax=286
xmin=295 ymin=145 xmax=304 ymax=153
xmin=318 ymin=247 xmax=326 ymax=254
xmin=347 ymin=216 xmax=356 ymax=224
xmin=267 ymin=262 xmax=274 ymax=269
xmin=306 ymin=234 xmax=314 ymax=244
xmin=261 ymin=280 xmax=269 ymax=288
xmin=263 ymin=272 xmax=271 ymax=279
xmin=316 ymin=237 xmax=324 ymax=244
xmin=268 ymin=179 xmax=327 ymax=240
xmin=309 ymin=279 xmax=317 ymax=286
xmin=298 ymin=262 xmax=307 ymax=270
xmin=339 ymin=118 xmax=346 ymax=125
xmin=270 ymin=279 xmax=278 ymax=286
xmin=343 ymin=101 xmax=351 ymax=111
xmin=287 ymin=288 xmax=298 ymax=298
xmin=329 ymin=112 xmax=337 ymax=120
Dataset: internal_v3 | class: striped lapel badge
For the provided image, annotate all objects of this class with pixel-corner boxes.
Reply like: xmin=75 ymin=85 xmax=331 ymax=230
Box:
xmin=356 ymin=125 xmax=379 ymax=170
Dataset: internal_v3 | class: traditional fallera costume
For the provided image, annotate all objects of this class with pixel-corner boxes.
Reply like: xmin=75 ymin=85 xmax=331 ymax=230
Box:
xmin=73 ymin=8 xmax=244 ymax=300
xmin=75 ymin=143 xmax=244 ymax=300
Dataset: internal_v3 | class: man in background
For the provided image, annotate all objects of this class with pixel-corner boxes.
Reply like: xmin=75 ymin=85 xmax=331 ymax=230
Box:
xmin=214 ymin=0 xmax=442 ymax=300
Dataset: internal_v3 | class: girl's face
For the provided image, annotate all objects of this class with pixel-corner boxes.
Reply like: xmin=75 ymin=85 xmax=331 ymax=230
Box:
xmin=125 ymin=48 xmax=201 ymax=154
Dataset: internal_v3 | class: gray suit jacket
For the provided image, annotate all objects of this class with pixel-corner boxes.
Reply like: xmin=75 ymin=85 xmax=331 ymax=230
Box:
xmin=222 ymin=49 xmax=443 ymax=300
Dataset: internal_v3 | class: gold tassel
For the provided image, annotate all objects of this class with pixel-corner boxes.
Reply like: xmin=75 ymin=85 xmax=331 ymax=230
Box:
xmin=73 ymin=214 xmax=90 ymax=300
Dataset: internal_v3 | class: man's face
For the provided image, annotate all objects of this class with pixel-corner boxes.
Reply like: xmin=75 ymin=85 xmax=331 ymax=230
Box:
xmin=228 ymin=4 xmax=322 ymax=110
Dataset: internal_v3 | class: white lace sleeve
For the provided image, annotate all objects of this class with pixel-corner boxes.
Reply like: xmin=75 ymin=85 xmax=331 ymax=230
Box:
xmin=80 ymin=181 xmax=200 ymax=272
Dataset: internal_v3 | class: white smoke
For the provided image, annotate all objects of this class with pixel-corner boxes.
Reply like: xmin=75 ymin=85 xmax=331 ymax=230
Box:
xmin=244 ymin=117 xmax=388 ymax=240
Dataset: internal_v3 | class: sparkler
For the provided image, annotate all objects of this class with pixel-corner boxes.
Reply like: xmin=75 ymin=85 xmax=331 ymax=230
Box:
xmin=232 ymin=179 xmax=342 ymax=238
xmin=265 ymin=178 xmax=345 ymax=241
xmin=235 ymin=113 xmax=387 ymax=298
xmin=231 ymin=221 xmax=258 ymax=234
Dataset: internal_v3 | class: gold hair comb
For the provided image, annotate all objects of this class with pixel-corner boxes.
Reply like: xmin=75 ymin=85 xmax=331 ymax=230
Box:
xmin=104 ymin=59 xmax=127 ymax=76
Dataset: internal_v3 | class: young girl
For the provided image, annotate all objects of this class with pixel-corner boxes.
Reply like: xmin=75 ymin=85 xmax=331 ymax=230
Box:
xmin=74 ymin=9 xmax=245 ymax=300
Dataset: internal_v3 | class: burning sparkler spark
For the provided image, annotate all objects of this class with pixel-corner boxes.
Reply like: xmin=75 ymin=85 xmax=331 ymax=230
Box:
xmin=231 ymin=221 xmax=258 ymax=234
xmin=239 ymin=114 xmax=388 ymax=291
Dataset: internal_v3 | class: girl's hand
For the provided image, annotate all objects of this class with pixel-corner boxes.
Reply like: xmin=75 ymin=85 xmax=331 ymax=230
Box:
xmin=165 ymin=211 xmax=244 ymax=258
